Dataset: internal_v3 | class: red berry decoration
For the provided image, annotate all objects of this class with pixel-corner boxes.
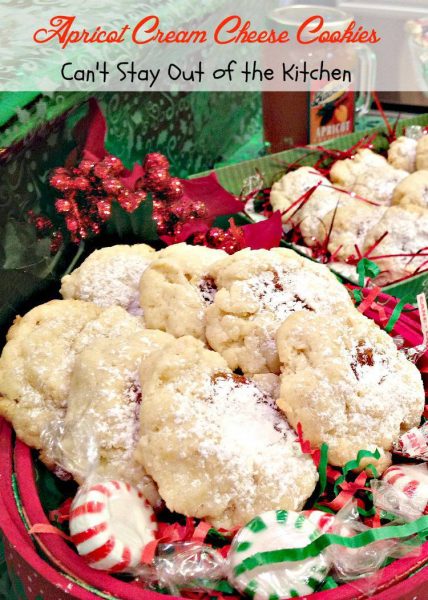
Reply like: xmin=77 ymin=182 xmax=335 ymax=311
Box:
xmin=28 ymin=211 xmax=54 ymax=234
xmin=118 ymin=191 xmax=140 ymax=213
xmin=163 ymin=177 xmax=184 ymax=202
xmin=93 ymin=163 xmax=111 ymax=180
xmin=192 ymin=231 xmax=207 ymax=245
xmin=206 ymin=228 xmax=225 ymax=245
xmin=79 ymin=160 xmax=95 ymax=176
xmin=97 ymin=199 xmax=112 ymax=220
xmin=152 ymin=211 xmax=168 ymax=235
xmin=143 ymin=152 xmax=169 ymax=171
xmin=54 ymin=167 xmax=69 ymax=176
xmin=173 ymin=222 xmax=183 ymax=238
xmin=55 ymin=199 xmax=72 ymax=214
xmin=135 ymin=190 xmax=147 ymax=205
xmin=50 ymin=230 xmax=63 ymax=253
xmin=144 ymin=168 xmax=170 ymax=193
xmin=102 ymin=155 xmax=124 ymax=175
xmin=171 ymin=202 xmax=192 ymax=221
xmin=65 ymin=215 xmax=79 ymax=234
xmin=50 ymin=172 xmax=72 ymax=192
xmin=196 ymin=226 xmax=243 ymax=255
xmin=90 ymin=221 xmax=101 ymax=235
xmin=102 ymin=178 xmax=123 ymax=195
xmin=34 ymin=147 xmax=199 ymax=252
xmin=72 ymin=176 xmax=91 ymax=192
xmin=152 ymin=199 xmax=164 ymax=212
xmin=191 ymin=200 xmax=208 ymax=218
xmin=222 ymin=237 xmax=241 ymax=254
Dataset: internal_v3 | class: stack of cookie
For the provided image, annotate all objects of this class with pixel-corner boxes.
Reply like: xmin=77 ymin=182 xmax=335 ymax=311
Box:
xmin=270 ymin=134 xmax=428 ymax=285
xmin=0 ymin=243 xmax=424 ymax=532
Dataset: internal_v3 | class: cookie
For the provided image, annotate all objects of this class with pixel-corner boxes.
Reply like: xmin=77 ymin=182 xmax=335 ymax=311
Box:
xmin=331 ymin=148 xmax=388 ymax=177
xmin=270 ymin=167 xmax=330 ymax=219
xmin=416 ymin=135 xmax=428 ymax=171
xmin=298 ymin=187 xmax=353 ymax=247
xmin=0 ymin=300 xmax=102 ymax=449
xmin=139 ymin=243 xmax=226 ymax=340
xmin=60 ymin=324 xmax=172 ymax=498
xmin=330 ymin=148 xmax=408 ymax=205
xmin=392 ymin=170 xmax=428 ymax=209
xmin=276 ymin=310 xmax=424 ymax=472
xmin=314 ymin=198 xmax=386 ymax=261
xmin=0 ymin=301 xmax=152 ymax=462
xmin=136 ymin=336 xmax=318 ymax=529
xmin=60 ymin=244 xmax=156 ymax=315
xmin=362 ymin=204 xmax=428 ymax=285
xmin=388 ymin=136 xmax=418 ymax=172
xmin=205 ymin=248 xmax=354 ymax=375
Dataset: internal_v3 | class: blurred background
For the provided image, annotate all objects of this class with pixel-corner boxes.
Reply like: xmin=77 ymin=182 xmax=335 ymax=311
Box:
xmin=271 ymin=0 xmax=428 ymax=107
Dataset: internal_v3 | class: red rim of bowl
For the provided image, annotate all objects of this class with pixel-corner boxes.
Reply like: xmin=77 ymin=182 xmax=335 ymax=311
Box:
xmin=13 ymin=436 xmax=166 ymax=600
xmin=0 ymin=421 xmax=100 ymax=599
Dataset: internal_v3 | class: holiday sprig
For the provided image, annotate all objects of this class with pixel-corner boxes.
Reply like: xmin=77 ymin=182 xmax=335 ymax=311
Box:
xmin=192 ymin=223 xmax=244 ymax=255
xmin=50 ymin=155 xmax=145 ymax=241
xmin=28 ymin=100 xmax=282 ymax=257
xmin=30 ymin=150 xmax=203 ymax=252
xmin=31 ymin=146 xmax=251 ymax=255
xmin=48 ymin=152 xmax=186 ymax=245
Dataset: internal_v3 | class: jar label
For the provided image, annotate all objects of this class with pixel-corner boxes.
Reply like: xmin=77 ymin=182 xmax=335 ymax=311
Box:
xmin=309 ymin=86 xmax=355 ymax=144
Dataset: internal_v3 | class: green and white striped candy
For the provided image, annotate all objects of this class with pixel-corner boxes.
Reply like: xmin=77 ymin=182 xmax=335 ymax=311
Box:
xmin=229 ymin=510 xmax=329 ymax=600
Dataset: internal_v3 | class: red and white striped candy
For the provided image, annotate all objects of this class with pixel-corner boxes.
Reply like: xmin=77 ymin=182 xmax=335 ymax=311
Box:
xmin=303 ymin=510 xmax=335 ymax=533
xmin=382 ymin=464 xmax=428 ymax=514
xmin=69 ymin=480 xmax=157 ymax=573
xmin=303 ymin=510 xmax=354 ymax=538
xmin=393 ymin=423 xmax=428 ymax=461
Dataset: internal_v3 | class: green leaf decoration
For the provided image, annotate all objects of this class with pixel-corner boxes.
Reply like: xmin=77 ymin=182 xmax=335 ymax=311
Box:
xmin=2 ymin=221 xmax=52 ymax=273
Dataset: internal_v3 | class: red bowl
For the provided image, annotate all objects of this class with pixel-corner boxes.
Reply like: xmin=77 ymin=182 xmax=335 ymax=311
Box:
xmin=1 ymin=291 xmax=428 ymax=599
xmin=0 ymin=420 xmax=98 ymax=600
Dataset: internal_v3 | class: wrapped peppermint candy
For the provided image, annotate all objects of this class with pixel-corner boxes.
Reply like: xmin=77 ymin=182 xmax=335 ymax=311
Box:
xmin=326 ymin=501 xmax=396 ymax=586
xmin=228 ymin=510 xmax=329 ymax=599
xmin=403 ymin=293 xmax=428 ymax=364
xmin=303 ymin=510 xmax=335 ymax=533
xmin=393 ymin=423 xmax=428 ymax=461
xmin=154 ymin=542 xmax=227 ymax=595
xmin=378 ymin=463 xmax=428 ymax=518
xmin=69 ymin=479 xmax=157 ymax=573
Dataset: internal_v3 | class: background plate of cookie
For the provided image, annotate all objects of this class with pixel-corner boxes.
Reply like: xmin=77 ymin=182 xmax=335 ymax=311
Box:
xmin=193 ymin=113 xmax=428 ymax=305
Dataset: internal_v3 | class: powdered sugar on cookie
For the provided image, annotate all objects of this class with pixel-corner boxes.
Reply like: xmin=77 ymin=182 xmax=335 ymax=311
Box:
xmin=136 ymin=336 xmax=318 ymax=528
xmin=61 ymin=244 xmax=156 ymax=315
xmin=277 ymin=310 xmax=424 ymax=472
xmin=206 ymin=248 xmax=354 ymax=374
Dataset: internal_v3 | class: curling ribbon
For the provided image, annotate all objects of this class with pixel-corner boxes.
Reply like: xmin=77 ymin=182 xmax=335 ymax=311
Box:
xmin=317 ymin=444 xmax=329 ymax=496
xmin=27 ymin=523 xmax=72 ymax=541
xmin=49 ymin=497 xmax=73 ymax=524
xmin=233 ymin=515 xmax=428 ymax=576
xmin=385 ymin=294 xmax=414 ymax=333
xmin=354 ymin=258 xmax=381 ymax=303
xmin=311 ymin=445 xmax=379 ymax=516
xmin=333 ymin=449 xmax=380 ymax=496
xmin=358 ymin=287 xmax=382 ymax=314
xmin=192 ymin=520 xmax=212 ymax=543
xmin=357 ymin=258 xmax=381 ymax=286
xmin=371 ymin=92 xmax=396 ymax=139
